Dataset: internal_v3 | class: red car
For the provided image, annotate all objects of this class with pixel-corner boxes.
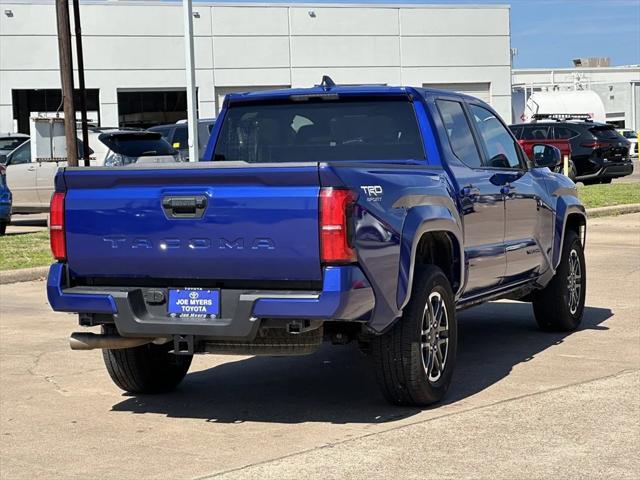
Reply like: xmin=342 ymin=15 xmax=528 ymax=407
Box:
xmin=510 ymin=126 xmax=574 ymax=180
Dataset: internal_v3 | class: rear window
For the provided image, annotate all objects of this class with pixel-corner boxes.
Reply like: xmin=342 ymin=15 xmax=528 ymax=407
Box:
xmin=99 ymin=133 xmax=176 ymax=157
xmin=553 ymin=126 xmax=579 ymax=140
xmin=213 ymin=99 xmax=425 ymax=163
xmin=590 ymin=126 xmax=621 ymax=140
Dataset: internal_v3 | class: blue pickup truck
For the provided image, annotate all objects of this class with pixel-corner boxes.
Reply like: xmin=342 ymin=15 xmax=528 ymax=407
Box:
xmin=47 ymin=80 xmax=587 ymax=406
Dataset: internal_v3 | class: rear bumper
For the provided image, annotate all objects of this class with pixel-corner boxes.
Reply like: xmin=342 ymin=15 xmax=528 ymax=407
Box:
xmin=577 ymin=162 xmax=633 ymax=181
xmin=47 ymin=263 xmax=374 ymax=340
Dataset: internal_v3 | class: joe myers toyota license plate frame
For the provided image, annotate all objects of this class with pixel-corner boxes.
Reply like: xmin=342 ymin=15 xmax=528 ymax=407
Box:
xmin=168 ymin=288 xmax=220 ymax=318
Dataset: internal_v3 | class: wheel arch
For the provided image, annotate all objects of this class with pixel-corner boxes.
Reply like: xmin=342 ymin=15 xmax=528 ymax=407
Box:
xmin=397 ymin=205 xmax=464 ymax=310
xmin=554 ymin=199 xmax=587 ymax=269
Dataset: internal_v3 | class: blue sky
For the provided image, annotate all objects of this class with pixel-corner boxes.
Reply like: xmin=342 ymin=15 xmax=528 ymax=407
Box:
xmin=194 ymin=0 xmax=640 ymax=68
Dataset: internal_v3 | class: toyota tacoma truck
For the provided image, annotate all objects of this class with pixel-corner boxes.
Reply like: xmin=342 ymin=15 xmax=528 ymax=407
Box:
xmin=47 ymin=80 xmax=587 ymax=406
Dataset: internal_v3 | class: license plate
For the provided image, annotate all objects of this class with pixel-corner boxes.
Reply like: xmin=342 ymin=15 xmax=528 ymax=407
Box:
xmin=168 ymin=288 xmax=220 ymax=318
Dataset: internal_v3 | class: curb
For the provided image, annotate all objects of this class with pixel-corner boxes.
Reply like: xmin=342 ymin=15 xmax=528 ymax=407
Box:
xmin=0 ymin=204 xmax=638 ymax=285
xmin=586 ymin=203 xmax=640 ymax=218
xmin=0 ymin=266 xmax=49 ymax=285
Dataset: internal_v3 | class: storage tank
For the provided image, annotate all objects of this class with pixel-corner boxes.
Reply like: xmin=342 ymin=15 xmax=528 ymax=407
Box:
xmin=523 ymin=90 xmax=606 ymax=123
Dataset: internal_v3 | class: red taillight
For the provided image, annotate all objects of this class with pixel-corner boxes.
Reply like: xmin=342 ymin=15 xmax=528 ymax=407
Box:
xmin=580 ymin=141 xmax=602 ymax=149
xmin=319 ymin=188 xmax=356 ymax=264
xmin=49 ymin=192 xmax=66 ymax=260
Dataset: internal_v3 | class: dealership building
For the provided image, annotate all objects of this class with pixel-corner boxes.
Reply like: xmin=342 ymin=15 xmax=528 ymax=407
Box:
xmin=0 ymin=0 xmax=514 ymax=133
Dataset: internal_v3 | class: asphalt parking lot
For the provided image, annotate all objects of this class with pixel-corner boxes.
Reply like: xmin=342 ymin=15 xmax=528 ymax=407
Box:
xmin=1 ymin=213 xmax=639 ymax=480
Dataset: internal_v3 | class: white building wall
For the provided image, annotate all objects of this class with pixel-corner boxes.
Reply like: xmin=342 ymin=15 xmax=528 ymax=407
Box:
xmin=0 ymin=1 xmax=512 ymax=132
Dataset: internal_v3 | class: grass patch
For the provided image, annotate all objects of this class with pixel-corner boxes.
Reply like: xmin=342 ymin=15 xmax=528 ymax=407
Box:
xmin=577 ymin=182 xmax=640 ymax=209
xmin=0 ymin=230 xmax=52 ymax=271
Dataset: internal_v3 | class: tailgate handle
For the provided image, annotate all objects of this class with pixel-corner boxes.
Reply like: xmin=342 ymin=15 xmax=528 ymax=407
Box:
xmin=162 ymin=196 xmax=207 ymax=219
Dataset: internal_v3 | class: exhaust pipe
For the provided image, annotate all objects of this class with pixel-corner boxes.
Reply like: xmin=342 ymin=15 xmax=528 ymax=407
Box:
xmin=70 ymin=332 xmax=160 ymax=350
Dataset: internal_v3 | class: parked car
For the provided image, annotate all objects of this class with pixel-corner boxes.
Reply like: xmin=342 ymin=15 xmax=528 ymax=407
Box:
xmin=48 ymin=82 xmax=587 ymax=407
xmin=148 ymin=118 xmax=215 ymax=161
xmin=0 ymin=164 xmax=11 ymax=235
xmin=3 ymin=130 xmax=178 ymax=213
xmin=510 ymin=126 xmax=573 ymax=179
xmin=0 ymin=133 xmax=29 ymax=160
xmin=617 ymin=129 xmax=638 ymax=158
xmin=510 ymin=119 xmax=633 ymax=184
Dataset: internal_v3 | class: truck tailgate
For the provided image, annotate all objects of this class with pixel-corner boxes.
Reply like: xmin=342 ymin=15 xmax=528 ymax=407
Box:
xmin=62 ymin=164 xmax=322 ymax=282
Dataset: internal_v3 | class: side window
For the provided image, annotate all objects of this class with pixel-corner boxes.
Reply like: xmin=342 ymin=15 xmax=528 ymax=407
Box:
xmin=8 ymin=142 xmax=31 ymax=165
xmin=151 ymin=127 xmax=171 ymax=140
xmin=172 ymin=126 xmax=188 ymax=149
xmin=509 ymin=125 xmax=523 ymax=139
xmin=469 ymin=104 xmax=522 ymax=169
xmin=553 ymin=126 xmax=578 ymax=140
xmin=435 ymin=99 xmax=482 ymax=168
xmin=521 ymin=125 xmax=550 ymax=140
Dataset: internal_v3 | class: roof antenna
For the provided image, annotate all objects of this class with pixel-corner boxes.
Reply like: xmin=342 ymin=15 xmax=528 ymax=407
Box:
xmin=320 ymin=75 xmax=336 ymax=90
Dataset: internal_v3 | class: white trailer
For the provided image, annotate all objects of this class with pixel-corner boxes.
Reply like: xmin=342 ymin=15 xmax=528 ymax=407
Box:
xmin=523 ymin=90 xmax=606 ymax=123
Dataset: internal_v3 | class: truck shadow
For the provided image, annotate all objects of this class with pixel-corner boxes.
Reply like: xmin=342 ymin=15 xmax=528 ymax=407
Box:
xmin=111 ymin=302 xmax=612 ymax=424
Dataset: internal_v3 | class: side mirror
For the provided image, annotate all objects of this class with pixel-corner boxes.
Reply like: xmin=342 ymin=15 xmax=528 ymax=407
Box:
xmin=0 ymin=154 xmax=7 ymax=165
xmin=532 ymin=144 xmax=561 ymax=169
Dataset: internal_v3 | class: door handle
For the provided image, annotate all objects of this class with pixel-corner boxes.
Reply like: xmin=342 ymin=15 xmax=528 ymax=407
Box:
xmin=500 ymin=184 xmax=517 ymax=195
xmin=460 ymin=185 xmax=481 ymax=197
xmin=27 ymin=166 xmax=36 ymax=171
xmin=162 ymin=195 xmax=207 ymax=219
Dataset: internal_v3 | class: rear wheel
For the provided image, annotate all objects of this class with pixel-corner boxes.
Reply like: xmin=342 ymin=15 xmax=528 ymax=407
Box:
xmin=532 ymin=230 xmax=586 ymax=331
xmin=0 ymin=221 xmax=6 ymax=236
xmin=371 ymin=266 xmax=457 ymax=406
xmin=102 ymin=328 xmax=192 ymax=394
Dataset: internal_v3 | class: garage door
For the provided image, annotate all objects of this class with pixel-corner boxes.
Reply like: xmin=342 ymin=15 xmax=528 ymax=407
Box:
xmin=215 ymin=85 xmax=290 ymax=113
xmin=422 ymin=83 xmax=491 ymax=103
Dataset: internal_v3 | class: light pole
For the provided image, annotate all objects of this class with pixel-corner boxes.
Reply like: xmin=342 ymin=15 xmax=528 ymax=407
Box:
xmin=182 ymin=0 xmax=198 ymax=162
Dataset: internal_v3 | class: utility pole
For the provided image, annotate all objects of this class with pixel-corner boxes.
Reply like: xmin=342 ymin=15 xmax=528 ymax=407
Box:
xmin=55 ymin=0 xmax=78 ymax=167
xmin=72 ymin=0 xmax=89 ymax=167
xmin=183 ymin=0 xmax=198 ymax=162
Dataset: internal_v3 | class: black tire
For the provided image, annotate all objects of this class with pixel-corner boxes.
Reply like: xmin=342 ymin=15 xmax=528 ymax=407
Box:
xmin=532 ymin=230 xmax=586 ymax=331
xmin=371 ymin=265 xmax=457 ymax=406
xmin=599 ymin=178 xmax=612 ymax=184
xmin=0 ymin=221 xmax=6 ymax=236
xmin=102 ymin=332 xmax=192 ymax=394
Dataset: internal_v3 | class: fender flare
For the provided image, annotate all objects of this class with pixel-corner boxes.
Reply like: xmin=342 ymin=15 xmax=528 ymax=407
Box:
xmin=553 ymin=197 xmax=587 ymax=269
xmin=397 ymin=204 xmax=464 ymax=310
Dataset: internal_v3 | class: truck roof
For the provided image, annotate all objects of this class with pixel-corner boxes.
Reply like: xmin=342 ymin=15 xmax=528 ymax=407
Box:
xmin=224 ymin=83 xmax=487 ymax=106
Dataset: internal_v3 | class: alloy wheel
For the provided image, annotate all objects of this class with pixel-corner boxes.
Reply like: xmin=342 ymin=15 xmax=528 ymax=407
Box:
xmin=420 ymin=291 xmax=449 ymax=382
xmin=567 ymin=249 xmax=582 ymax=315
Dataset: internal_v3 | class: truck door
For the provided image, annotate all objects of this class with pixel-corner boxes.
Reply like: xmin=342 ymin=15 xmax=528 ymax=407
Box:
xmin=36 ymin=160 xmax=64 ymax=206
xmin=4 ymin=141 xmax=40 ymax=209
xmin=434 ymin=99 xmax=506 ymax=295
xmin=466 ymin=103 xmax=549 ymax=284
